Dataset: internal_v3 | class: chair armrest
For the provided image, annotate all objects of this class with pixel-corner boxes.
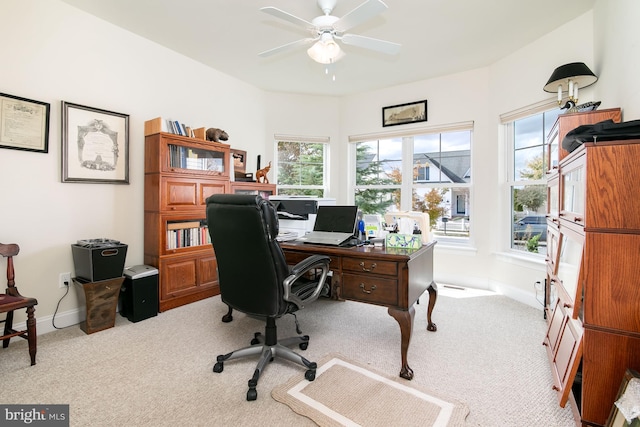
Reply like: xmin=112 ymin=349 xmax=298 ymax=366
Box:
xmin=290 ymin=254 xmax=330 ymax=277
xmin=283 ymin=255 xmax=331 ymax=309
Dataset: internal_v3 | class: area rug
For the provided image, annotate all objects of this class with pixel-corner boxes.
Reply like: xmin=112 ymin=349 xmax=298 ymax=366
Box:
xmin=272 ymin=353 xmax=469 ymax=427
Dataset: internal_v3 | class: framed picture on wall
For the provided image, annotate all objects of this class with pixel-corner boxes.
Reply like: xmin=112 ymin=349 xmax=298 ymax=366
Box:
xmin=61 ymin=101 xmax=129 ymax=184
xmin=0 ymin=92 xmax=50 ymax=153
xmin=382 ymin=99 xmax=428 ymax=127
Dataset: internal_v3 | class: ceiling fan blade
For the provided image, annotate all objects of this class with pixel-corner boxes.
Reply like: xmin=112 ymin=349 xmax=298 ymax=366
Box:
xmin=332 ymin=0 xmax=388 ymax=33
xmin=258 ymin=38 xmax=317 ymax=58
xmin=260 ymin=7 xmax=316 ymax=31
xmin=341 ymin=33 xmax=401 ymax=55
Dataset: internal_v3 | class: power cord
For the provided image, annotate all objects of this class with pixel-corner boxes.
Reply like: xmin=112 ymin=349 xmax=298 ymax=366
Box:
xmin=52 ymin=279 xmax=72 ymax=329
xmin=534 ymin=280 xmax=546 ymax=307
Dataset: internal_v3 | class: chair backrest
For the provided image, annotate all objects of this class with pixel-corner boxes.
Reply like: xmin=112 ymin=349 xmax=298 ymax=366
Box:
xmin=0 ymin=243 xmax=20 ymax=296
xmin=206 ymin=194 xmax=290 ymax=318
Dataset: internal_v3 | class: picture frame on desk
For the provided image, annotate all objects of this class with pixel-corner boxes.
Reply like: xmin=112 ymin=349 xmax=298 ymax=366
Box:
xmin=0 ymin=92 xmax=50 ymax=153
xmin=606 ymin=369 xmax=640 ymax=427
xmin=231 ymin=148 xmax=247 ymax=174
xmin=382 ymin=99 xmax=427 ymax=127
xmin=61 ymin=101 xmax=129 ymax=184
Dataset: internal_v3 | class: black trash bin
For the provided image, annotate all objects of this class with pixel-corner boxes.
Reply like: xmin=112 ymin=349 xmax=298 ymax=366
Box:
xmin=119 ymin=265 xmax=159 ymax=323
xmin=71 ymin=238 xmax=128 ymax=282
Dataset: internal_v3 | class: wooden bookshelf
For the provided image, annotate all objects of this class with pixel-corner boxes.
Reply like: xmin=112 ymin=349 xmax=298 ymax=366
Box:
xmin=144 ymin=126 xmax=230 ymax=311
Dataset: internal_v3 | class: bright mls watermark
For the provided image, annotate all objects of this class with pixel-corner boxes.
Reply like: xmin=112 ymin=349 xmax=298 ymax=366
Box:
xmin=1 ymin=405 xmax=69 ymax=426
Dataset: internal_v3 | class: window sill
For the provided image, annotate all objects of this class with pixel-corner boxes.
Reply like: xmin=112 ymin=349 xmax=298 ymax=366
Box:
xmin=433 ymin=240 xmax=477 ymax=255
xmin=493 ymin=250 xmax=546 ymax=269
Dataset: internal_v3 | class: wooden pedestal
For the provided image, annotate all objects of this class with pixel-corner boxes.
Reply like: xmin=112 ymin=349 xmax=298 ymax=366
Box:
xmin=73 ymin=277 xmax=124 ymax=334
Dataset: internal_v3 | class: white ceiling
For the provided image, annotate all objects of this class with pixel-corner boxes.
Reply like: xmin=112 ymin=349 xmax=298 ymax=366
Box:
xmin=59 ymin=0 xmax=595 ymax=97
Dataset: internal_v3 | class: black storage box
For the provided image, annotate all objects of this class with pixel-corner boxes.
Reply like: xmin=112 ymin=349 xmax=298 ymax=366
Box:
xmin=119 ymin=265 xmax=158 ymax=323
xmin=71 ymin=238 xmax=127 ymax=282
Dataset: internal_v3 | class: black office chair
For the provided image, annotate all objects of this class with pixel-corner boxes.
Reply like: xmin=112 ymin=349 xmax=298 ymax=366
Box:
xmin=205 ymin=194 xmax=330 ymax=401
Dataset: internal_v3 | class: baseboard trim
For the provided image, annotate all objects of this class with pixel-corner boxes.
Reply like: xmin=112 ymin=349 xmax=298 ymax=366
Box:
xmin=11 ymin=307 xmax=85 ymax=336
xmin=435 ymin=273 xmax=543 ymax=311
xmin=488 ymin=280 xmax=544 ymax=311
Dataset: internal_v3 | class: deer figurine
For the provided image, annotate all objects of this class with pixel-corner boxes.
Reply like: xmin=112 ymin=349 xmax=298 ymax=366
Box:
xmin=256 ymin=161 xmax=271 ymax=184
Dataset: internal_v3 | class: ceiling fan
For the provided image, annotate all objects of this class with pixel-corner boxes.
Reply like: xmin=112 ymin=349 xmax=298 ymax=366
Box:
xmin=258 ymin=0 xmax=401 ymax=64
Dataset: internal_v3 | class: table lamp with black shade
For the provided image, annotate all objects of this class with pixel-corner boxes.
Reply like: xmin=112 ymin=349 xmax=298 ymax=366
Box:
xmin=543 ymin=62 xmax=599 ymax=112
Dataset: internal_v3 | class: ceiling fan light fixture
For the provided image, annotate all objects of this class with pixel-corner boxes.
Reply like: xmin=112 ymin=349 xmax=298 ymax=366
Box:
xmin=307 ymin=33 xmax=344 ymax=64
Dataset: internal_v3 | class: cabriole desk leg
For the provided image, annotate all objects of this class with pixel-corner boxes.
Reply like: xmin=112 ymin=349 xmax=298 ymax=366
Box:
xmin=426 ymin=281 xmax=438 ymax=332
xmin=388 ymin=305 xmax=415 ymax=380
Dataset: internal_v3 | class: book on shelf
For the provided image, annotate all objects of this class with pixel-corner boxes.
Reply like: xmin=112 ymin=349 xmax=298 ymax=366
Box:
xmin=167 ymin=144 xmax=224 ymax=172
xmin=145 ymin=117 xmax=199 ymax=138
xmin=167 ymin=220 xmax=201 ymax=230
xmin=163 ymin=119 xmax=190 ymax=136
xmin=166 ymin=119 xmax=177 ymax=135
xmin=173 ymin=120 xmax=184 ymax=136
xmin=166 ymin=223 xmax=210 ymax=249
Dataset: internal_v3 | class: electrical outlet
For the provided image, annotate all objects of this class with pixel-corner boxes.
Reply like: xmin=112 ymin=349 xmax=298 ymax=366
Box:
xmin=59 ymin=272 xmax=71 ymax=288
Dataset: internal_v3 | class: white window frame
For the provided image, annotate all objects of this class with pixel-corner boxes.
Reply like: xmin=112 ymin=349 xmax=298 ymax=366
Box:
xmin=273 ymin=134 xmax=329 ymax=197
xmin=500 ymin=100 xmax=560 ymax=257
xmin=348 ymin=121 xmax=473 ymax=245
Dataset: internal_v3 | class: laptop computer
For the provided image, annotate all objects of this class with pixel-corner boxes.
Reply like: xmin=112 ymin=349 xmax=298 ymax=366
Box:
xmin=296 ymin=205 xmax=358 ymax=246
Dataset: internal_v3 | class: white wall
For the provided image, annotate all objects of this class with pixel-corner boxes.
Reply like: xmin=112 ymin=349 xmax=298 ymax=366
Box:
xmin=0 ymin=0 xmax=267 ymax=329
xmin=263 ymin=92 xmax=341 ymax=197
xmin=2 ymin=0 xmax=637 ymax=331
xmin=593 ymin=0 xmax=640 ymax=119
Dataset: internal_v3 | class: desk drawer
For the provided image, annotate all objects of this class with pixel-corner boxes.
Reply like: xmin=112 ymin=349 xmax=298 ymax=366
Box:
xmin=284 ymin=250 xmax=340 ymax=270
xmin=342 ymin=273 xmax=398 ymax=306
xmin=343 ymin=257 xmax=397 ymax=276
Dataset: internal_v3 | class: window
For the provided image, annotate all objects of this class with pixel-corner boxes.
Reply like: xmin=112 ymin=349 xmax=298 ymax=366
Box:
xmin=351 ymin=124 xmax=472 ymax=242
xmin=503 ymin=106 xmax=560 ymax=254
xmin=275 ymin=137 xmax=328 ymax=197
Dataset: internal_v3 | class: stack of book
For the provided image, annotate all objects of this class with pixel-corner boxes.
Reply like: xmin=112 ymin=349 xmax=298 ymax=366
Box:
xmin=164 ymin=119 xmax=195 ymax=138
xmin=144 ymin=117 xmax=196 ymax=138
xmin=166 ymin=221 xmax=211 ymax=249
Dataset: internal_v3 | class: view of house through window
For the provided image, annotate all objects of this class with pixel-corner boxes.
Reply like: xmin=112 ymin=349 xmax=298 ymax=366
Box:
xmin=276 ymin=139 xmax=327 ymax=197
xmin=353 ymin=128 xmax=472 ymax=242
xmin=507 ymin=108 xmax=560 ymax=254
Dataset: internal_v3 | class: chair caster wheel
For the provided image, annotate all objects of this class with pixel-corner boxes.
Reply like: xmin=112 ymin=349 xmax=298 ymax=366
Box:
xmin=299 ymin=342 xmax=308 ymax=350
xmin=247 ymin=388 xmax=257 ymax=401
xmin=213 ymin=362 xmax=223 ymax=373
xmin=251 ymin=332 xmax=261 ymax=345
xmin=305 ymin=369 xmax=316 ymax=381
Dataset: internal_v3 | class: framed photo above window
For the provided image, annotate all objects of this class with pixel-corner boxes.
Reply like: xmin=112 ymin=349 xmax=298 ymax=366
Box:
xmin=0 ymin=92 xmax=50 ymax=153
xmin=61 ymin=101 xmax=129 ymax=184
xmin=382 ymin=100 xmax=427 ymax=127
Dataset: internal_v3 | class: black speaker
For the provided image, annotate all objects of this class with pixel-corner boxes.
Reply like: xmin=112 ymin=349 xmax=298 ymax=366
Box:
xmin=120 ymin=265 xmax=158 ymax=323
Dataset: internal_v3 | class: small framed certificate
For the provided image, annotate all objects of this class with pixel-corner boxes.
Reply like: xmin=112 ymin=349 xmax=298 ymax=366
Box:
xmin=0 ymin=93 xmax=50 ymax=153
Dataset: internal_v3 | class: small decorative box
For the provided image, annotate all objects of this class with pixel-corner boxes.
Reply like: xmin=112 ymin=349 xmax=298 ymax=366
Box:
xmin=385 ymin=233 xmax=422 ymax=249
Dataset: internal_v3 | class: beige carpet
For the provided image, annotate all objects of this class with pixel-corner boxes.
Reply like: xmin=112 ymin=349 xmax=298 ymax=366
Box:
xmin=0 ymin=288 xmax=576 ymax=426
xmin=273 ymin=353 xmax=469 ymax=427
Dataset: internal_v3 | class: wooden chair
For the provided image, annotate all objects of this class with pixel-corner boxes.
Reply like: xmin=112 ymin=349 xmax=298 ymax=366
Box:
xmin=0 ymin=243 xmax=37 ymax=365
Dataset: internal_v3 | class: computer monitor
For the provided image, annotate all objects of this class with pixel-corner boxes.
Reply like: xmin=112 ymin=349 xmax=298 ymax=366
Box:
xmin=313 ymin=205 xmax=358 ymax=234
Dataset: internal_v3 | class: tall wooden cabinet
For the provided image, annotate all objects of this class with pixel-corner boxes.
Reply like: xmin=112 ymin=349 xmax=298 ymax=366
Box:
xmin=543 ymin=108 xmax=640 ymax=426
xmin=230 ymin=181 xmax=276 ymax=198
xmin=144 ymin=131 xmax=230 ymax=312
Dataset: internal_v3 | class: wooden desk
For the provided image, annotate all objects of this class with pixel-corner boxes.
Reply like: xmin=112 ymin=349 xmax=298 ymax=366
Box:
xmin=280 ymin=240 xmax=438 ymax=380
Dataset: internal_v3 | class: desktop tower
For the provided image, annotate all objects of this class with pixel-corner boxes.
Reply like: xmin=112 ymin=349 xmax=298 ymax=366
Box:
xmin=119 ymin=265 xmax=158 ymax=323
